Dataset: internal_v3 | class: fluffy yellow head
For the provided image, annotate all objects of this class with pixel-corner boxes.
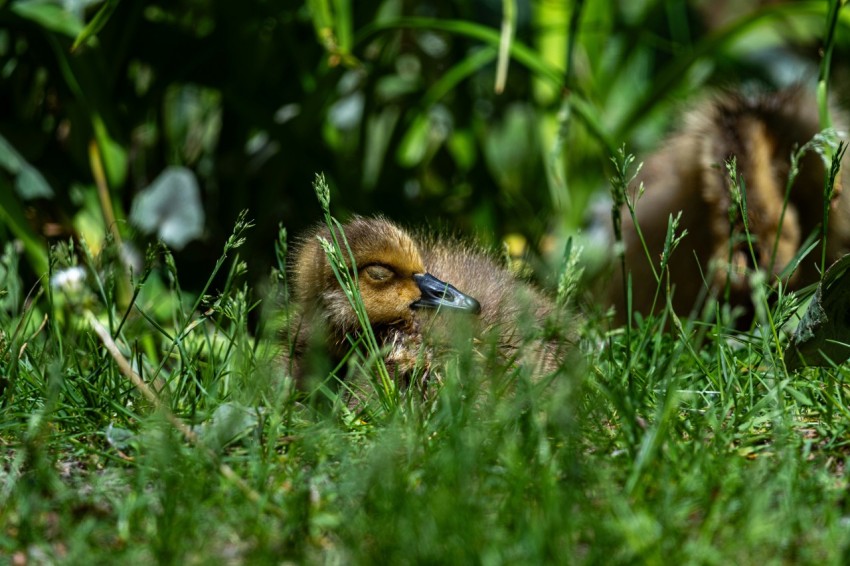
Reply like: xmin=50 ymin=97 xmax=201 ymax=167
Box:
xmin=344 ymin=218 xmax=426 ymax=326
xmin=294 ymin=217 xmax=426 ymax=333
xmin=293 ymin=217 xmax=480 ymax=336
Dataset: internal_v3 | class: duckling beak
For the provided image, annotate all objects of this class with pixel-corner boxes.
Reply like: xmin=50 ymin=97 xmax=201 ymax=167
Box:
xmin=412 ymin=273 xmax=481 ymax=314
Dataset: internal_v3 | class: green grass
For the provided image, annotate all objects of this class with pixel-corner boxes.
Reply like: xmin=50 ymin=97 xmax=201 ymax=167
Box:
xmin=4 ymin=186 xmax=850 ymax=564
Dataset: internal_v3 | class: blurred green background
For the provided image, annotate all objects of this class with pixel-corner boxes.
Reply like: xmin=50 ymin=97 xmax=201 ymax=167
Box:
xmin=0 ymin=0 xmax=847 ymax=291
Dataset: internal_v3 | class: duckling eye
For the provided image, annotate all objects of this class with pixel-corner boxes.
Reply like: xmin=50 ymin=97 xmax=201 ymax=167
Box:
xmin=364 ymin=265 xmax=393 ymax=282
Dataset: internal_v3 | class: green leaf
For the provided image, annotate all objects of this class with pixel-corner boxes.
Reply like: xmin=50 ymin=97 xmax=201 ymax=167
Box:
xmin=72 ymin=0 xmax=121 ymax=52
xmin=0 ymin=175 xmax=49 ymax=277
xmin=447 ymin=129 xmax=477 ymax=172
xmin=15 ymin=166 xmax=54 ymax=200
xmin=194 ymin=402 xmax=260 ymax=452
xmin=130 ymin=167 xmax=205 ymax=250
xmin=0 ymin=134 xmax=23 ymax=174
xmin=396 ymin=114 xmax=429 ymax=167
xmin=11 ymin=0 xmax=84 ymax=38
xmin=92 ymin=114 xmax=128 ymax=190
xmin=0 ymin=133 xmax=54 ymax=199
xmin=362 ymin=106 xmax=400 ymax=190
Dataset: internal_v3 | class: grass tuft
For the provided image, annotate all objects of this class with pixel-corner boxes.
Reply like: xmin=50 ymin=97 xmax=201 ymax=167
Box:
xmin=312 ymin=172 xmax=398 ymax=414
xmin=4 ymin=168 xmax=850 ymax=563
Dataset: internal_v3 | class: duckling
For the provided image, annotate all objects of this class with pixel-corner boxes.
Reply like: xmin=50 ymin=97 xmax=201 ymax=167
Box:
xmin=287 ymin=216 xmax=570 ymax=394
xmin=609 ymin=87 xmax=850 ymax=323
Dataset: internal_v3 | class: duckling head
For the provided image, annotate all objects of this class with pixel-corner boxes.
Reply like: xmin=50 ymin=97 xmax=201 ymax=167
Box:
xmin=293 ymin=217 xmax=480 ymax=341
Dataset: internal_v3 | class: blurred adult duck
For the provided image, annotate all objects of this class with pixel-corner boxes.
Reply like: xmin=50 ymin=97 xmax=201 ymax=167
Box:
xmin=610 ymin=87 xmax=850 ymax=323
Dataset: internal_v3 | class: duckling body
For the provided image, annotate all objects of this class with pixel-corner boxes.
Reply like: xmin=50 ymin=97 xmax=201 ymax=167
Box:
xmin=288 ymin=217 xmax=569 ymax=391
xmin=610 ymin=87 xmax=850 ymax=323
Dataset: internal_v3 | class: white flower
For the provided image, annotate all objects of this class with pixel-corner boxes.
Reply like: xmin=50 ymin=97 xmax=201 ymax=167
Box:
xmin=50 ymin=266 xmax=87 ymax=293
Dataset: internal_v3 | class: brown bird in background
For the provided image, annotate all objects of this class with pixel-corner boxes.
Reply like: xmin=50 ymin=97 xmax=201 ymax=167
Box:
xmin=609 ymin=87 xmax=850 ymax=323
xmin=287 ymin=217 xmax=571 ymax=397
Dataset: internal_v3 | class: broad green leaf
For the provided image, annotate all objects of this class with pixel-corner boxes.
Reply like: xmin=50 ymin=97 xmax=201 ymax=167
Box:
xmin=447 ymin=129 xmax=476 ymax=172
xmin=130 ymin=167 xmax=205 ymax=250
xmin=362 ymin=106 xmax=400 ymax=190
xmin=0 ymin=135 xmax=23 ymax=174
xmin=194 ymin=402 xmax=260 ymax=452
xmin=396 ymin=114 xmax=429 ymax=167
xmin=0 ymin=133 xmax=54 ymax=199
xmin=15 ymin=166 xmax=54 ymax=200
xmin=11 ymin=0 xmax=84 ymax=38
